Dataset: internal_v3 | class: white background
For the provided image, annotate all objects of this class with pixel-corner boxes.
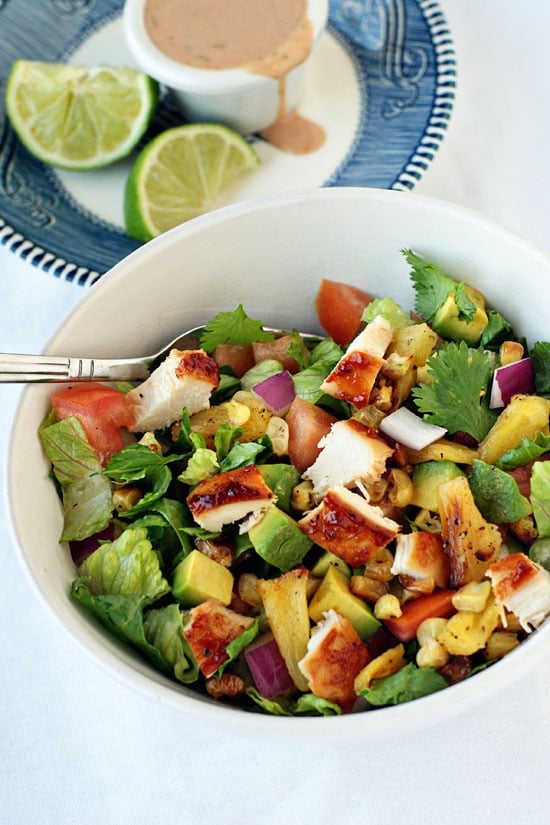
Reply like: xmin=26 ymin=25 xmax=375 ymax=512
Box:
xmin=1 ymin=3 xmax=549 ymax=824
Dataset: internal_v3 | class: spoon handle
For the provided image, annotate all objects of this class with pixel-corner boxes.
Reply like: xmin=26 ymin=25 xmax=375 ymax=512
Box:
xmin=0 ymin=354 xmax=150 ymax=382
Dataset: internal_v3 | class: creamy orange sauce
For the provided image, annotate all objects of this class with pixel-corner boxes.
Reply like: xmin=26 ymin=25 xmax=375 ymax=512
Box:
xmin=144 ymin=0 xmax=325 ymax=153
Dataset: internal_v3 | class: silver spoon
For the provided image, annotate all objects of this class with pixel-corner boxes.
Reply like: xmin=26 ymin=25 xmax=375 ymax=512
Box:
xmin=0 ymin=326 xmax=323 ymax=383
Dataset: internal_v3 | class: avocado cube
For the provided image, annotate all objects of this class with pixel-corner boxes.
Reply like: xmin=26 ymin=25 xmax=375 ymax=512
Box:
xmin=411 ymin=460 xmax=466 ymax=513
xmin=248 ymin=504 xmax=312 ymax=572
xmin=309 ymin=566 xmax=380 ymax=640
xmin=432 ymin=285 xmax=488 ymax=345
xmin=172 ymin=549 xmax=233 ymax=607
xmin=311 ymin=550 xmax=351 ymax=579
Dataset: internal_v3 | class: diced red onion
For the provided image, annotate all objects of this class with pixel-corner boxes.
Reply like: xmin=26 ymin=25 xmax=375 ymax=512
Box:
xmin=380 ymin=407 xmax=447 ymax=450
xmin=252 ymin=370 xmax=295 ymax=416
xmin=70 ymin=524 xmax=115 ymax=566
xmin=244 ymin=633 xmax=294 ymax=698
xmin=489 ymin=357 xmax=535 ymax=408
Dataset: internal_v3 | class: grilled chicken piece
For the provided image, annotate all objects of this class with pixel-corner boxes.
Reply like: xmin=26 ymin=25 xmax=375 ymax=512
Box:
xmin=183 ymin=598 xmax=255 ymax=677
xmin=303 ymin=419 xmax=394 ymax=503
xmin=486 ymin=553 xmax=550 ymax=632
xmin=298 ymin=609 xmax=369 ymax=712
xmin=128 ymin=348 xmax=219 ymax=432
xmin=298 ymin=486 xmax=400 ymax=567
xmin=320 ymin=315 xmax=392 ymax=408
xmin=391 ymin=531 xmax=450 ymax=589
xmin=187 ymin=464 xmax=275 ymax=532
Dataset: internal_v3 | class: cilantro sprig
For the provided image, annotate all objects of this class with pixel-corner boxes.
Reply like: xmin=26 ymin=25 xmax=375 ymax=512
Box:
xmin=200 ymin=304 xmax=274 ymax=351
xmin=412 ymin=341 xmax=498 ymax=442
xmin=402 ymin=248 xmax=455 ymax=321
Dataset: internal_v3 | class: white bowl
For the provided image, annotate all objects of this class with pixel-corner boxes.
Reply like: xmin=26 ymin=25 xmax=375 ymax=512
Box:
xmin=7 ymin=187 xmax=550 ymax=739
xmin=123 ymin=0 xmax=329 ymax=134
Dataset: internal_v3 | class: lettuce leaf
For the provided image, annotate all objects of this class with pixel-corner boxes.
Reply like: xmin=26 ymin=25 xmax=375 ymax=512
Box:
xmin=143 ymin=604 xmax=199 ymax=683
xmin=71 ymin=583 xmax=198 ymax=683
xmin=496 ymin=431 xmax=550 ymax=470
xmin=216 ymin=618 xmax=260 ymax=677
xmin=358 ymin=662 xmax=447 ymax=706
xmin=362 ymin=297 xmax=410 ymax=329
xmin=530 ymin=461 xmax=550 ymax=538
xmin=531 ymin=341 xmax=550 ymax=397
xmin=78 ymin=527 xmax=170 ymax=600
xmin=39 ymin=415 xmax=113 ymax=541
xmin=245 ymin=688 xmax=341 ymax=716
xmin=104 ymin=444 xmax=184 ymax=516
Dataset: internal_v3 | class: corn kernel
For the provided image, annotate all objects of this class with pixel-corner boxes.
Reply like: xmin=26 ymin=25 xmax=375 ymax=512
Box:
xmin=416 ymin=638 xmax=449 ymax=670
xmin=452 ymin=580 xmax=491 ymax=613
xmin=438 ymin=596 xmax=500 ymax=656
xmin=387 ymin=468 xmax=414 ymax=508
xmin=374 ymin=593 xmax=402 ymax=620
xmin=499 ymin=340 xmax=524 ymax=366
xmin=354 ymin=644 xmax=406 ymax=692
xmin=266 ymin=416 xmax=289 ymax=456
xmin=291 ymin=480 xmax=315 ymax=512
xmin=485 ymin=631 xmax=520 ymax=660
xmin=416 ymin=617 xmax=449 ymax=647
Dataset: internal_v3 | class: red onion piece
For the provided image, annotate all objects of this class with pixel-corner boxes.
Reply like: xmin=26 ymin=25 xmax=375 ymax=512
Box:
xmin=489 ymin=358 xmax=535 ymax=408
xmin=70 ymin=524 xmax=115 ymax=566
xmin=244 ymin=633 xmax=294 ymax=698
xmin=252 ymin=370 xmax=295 ymax=415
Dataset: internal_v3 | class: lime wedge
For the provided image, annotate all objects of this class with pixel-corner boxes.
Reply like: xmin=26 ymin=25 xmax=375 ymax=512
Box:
xmin=124 ymin=123 xmax=260 ymax=241
xmin=5 ymin=60 xmax=159 ymax=170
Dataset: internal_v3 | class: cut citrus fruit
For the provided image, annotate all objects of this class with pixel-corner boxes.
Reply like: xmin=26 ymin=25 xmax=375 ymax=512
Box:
xmin=5 ymin=60 xmax=159 ymax=170
xmin=124 ymin=123 xmax=261 ymax=241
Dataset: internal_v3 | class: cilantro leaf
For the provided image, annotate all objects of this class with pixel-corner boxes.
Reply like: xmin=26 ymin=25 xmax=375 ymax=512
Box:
xmin=479 ymin=309 xmax=515 ymax=350
xmin=454 ymin=282 xmax=478 ymax=322
xmin=412 ymin=341 xmax=498 ymax=442
xmin=200 ymin=305 xmax=274 ymax=351
xmin=402 ymin=248 xmax=455 ymax=321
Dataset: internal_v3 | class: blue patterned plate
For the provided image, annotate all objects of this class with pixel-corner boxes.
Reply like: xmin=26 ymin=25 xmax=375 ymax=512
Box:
xmin=0 ymin=0 xmax=455 ymax=286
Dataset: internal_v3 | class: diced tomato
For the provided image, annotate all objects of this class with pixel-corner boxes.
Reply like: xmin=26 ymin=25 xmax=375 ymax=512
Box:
xmin=252 ymin=335 xmax=305 ymax=374
xmin=51 ymin=382 xmax=135 ymax=465
xmin=286 ymin=396 xmax=337 ymax=473
xmin=383 ymin=589 xmax=457 ymax=643
xmin=213 ymin=343 xmax=255 ymax=378
xmin=315 ymin=279 xmax=373 ymax=347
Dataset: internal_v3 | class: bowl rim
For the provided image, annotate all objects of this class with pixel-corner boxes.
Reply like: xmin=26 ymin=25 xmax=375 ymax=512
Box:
xmin=123 ymin=0 xmax=329 ymax=94
xmin=7 ymin=186 xmax=550 ymax=740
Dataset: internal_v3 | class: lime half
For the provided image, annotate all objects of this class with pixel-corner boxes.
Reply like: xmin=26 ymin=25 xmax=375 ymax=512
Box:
xmin=5 ymin=60 xmax=159 ymax=170
xmin=124 ymin=123 xmax=260 ymax=241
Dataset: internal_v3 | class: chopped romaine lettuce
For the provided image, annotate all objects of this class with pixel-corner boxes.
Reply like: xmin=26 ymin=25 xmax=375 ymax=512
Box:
xmin=362 ymin=297 xmax=410 ymax=328
xmin=78 ymin=527 xmax=170 ymax=600
xmin=531 ymin=341 xmax=550 ymax=397
xmin=496 ymin=431 xmax=550 ymax=470
xmin=530 ymin=461 xmax=550 ymax=538
xmin=358 ymin=662 xmax=447 ymax=706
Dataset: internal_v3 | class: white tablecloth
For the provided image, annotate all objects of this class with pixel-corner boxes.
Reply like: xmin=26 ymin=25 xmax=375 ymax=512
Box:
xmin=1 ymin=2 xmax=549 ymax=823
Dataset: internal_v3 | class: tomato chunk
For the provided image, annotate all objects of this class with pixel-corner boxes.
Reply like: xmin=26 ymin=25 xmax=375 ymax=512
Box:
xmin=213 ymin=343 xmax=255 ymax=378
xmin=252 ymin=335 xmax=306 ymax=374
xmin=315 ymin=279 xmax=373 ymax=347
xmin=51 ymin=382 xmax=135 ymax=465
xmin=286 ymin=396 xmax=337 ymax=473
xmin=383 ymin=589 xmax=457 ymax=643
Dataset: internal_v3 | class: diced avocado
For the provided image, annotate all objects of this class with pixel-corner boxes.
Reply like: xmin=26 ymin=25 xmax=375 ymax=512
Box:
xmin=311 ymin=550 xmax=351 ymax=578
xmin=470 ymin=459 xmax=532 ymax=523
xmin=248 ymin=504 xmax=312 ymax=572
xmin=172 ymin=549 xmax=233 ymax=607
xmin=258 ymin=463 xmax=300 ymax=513
xmin=308 ymin=566 xmax=380 ymax=640
xmin=411 ymin=460 xmax=466 ymax=512
xmin=432 ymin=285 xmax=488 ymax=344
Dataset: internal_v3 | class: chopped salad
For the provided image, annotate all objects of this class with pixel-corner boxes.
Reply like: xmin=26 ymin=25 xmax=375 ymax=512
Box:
xmin=39 ymin=249 xmax=550 ymax=716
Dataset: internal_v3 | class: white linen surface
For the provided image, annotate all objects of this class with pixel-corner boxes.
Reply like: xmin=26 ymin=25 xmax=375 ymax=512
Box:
xmin=1 ymin=2 xmax=549 ymax=823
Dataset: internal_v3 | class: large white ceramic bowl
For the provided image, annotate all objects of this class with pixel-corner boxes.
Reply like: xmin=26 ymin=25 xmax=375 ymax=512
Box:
xmin=123 ymin=0 xmax=328 ymax=134
xmin=7 ymin=188 xmax=550 ymax=739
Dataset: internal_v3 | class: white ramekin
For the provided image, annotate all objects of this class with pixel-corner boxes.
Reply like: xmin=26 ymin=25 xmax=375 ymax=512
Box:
xmin=123 ymin=0 xmax=329 ymax=134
